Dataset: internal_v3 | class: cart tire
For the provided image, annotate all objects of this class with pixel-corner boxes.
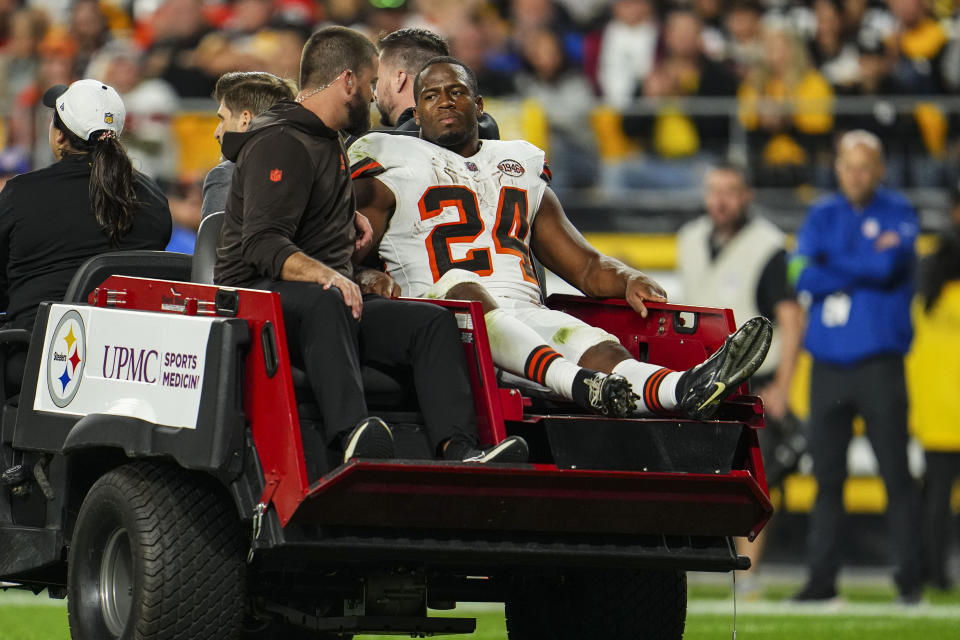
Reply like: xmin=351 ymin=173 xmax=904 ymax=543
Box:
xmin=505 ymin=569 xmax=687 ymax=640
xmin=67 ymin=462 xmax=245 ymax=640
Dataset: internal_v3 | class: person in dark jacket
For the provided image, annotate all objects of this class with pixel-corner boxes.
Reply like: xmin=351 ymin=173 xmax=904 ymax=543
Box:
xmin=0 ymin=79 xmax=171 ymax=331
xmin=201 ymin=71 xmax=296 ymax=219
xmin=213 ymin=26 xmax=527 ymax=468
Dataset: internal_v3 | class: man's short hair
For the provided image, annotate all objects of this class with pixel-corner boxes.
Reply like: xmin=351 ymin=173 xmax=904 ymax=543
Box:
xmin=707 ymin=161 xmax=751 ymax=186
xmin=300 ymin=26 xmax=378 ymax=91
xmin=215 ymin=72 xmax=296 ymax=117
xmin=838 ymin=129 xmax=884 ymax=156
xmin=412 ymin=56 xmax=480 ymax=102
xmin=378 ymin=28 xmax=449 ymax=77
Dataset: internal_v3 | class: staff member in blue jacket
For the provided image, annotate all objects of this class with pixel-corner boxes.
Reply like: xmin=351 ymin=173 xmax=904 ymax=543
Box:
xmin=789 ymin=129 xmax=922 ymax=604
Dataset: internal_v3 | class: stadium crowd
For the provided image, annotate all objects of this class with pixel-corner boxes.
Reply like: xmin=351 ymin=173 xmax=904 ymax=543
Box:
xmin=0 ymin=0 xmax=959 ymax=200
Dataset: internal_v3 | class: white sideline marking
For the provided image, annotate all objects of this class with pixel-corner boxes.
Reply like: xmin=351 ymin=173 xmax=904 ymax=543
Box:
xmin=688 ymin=599 xmax=960 ymax=618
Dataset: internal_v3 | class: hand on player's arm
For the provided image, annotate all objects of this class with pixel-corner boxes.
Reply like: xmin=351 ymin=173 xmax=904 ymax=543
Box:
xmin=280 ymin=252 xmax=363 ymax=319
xmin=531 ymin=188 xmax=667 ymax=317
xmin=354 ymin=211 xmax=374 ymax=259
xmin=357 ymin=267 xmax=401 ymax=297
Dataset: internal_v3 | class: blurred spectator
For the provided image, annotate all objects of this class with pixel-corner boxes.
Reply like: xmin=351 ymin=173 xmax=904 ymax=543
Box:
xmin=691 ymin=0 xmax=728 ymax=61
xmin=0 ymin=0 xmax=17 ymax=46
xmin=249 ymin=27 xmax=306 ymax=80
xmin=90 ymin=41 xmax=180 ymax=184
xmin=836 ymin=38 xmax=933 ymax=188
xmin=322 ymin=0 xmax=368 ymax=26
xmin=724 ymin=0 xmax=765 ymax=81
xmin=607 ymin=10 xmax=736 ymax=190
xmin=221 ymin=0 xmax=276 ymax=36
xmin=678 ymin=162 xmax=805 ymax=590
xmin=886 ymin=0 xmax=949 ymax=185
xmin=165 ymin=170 xmax=203 ymax=253
xmin=909 ymin=194 xmax=960 ymax=592
xmin=887 ymin=0 xmax=948 ymax=94
xmin=0 ymin=8 xmax=49 ymax=116
xmin=8 ymin=26 xmax=78 ymax=169
xmin=449 ymin=17 xmax=514 ymax=96
xmin=0 ymin=146 xmax=29 ymax=191
xmin=70 ymin=0 xmax=111 ymax=77
xmin=790 ymin=130 xmax=922 ymax=604
xmin=738 ymin=26 xmax=835 ymax=186
xmin=843 ymin=0 xmax=897 ymax=47
xmin=643 ymin=10 xmax=737 ymax=156
xmin=27 ymin=0 xmax=71 ymax=26
xmin=597 ymin=0 xmax=658 ymax=110
xmin=764 ymin=0 xmax=817 ymax=39
xmin=143 ymin=0 xmax=217 ymax=97
xmin=809 ymin=0 xmax=861 ymax=90
xmin=515 ymin=26 xmax=598 ymax=193
xmin=507 ymin=0 xmax=582 ymax=63
xmin=554 ymin=0 xmax=608 ymax=26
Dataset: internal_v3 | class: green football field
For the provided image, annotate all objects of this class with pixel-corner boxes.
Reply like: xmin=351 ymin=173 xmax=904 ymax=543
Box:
xmin=2 ymin=579 xmax=958 ymax=639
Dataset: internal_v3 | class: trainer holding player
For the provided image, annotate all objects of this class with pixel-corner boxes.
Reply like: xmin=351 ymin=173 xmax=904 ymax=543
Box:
xmin=214 ymin=28 xmax=526 ymax=466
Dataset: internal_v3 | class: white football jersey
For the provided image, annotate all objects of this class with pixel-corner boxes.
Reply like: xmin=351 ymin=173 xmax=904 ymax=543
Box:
xmin=349 ymin=133 xmax=551 ymax=305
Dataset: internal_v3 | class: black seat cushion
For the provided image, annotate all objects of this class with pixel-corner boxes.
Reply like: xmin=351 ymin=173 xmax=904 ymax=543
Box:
xmin=191 ymin=212 xmax=224 ymax=284
xmin=64 ymin=250 xmax=192 ymax=303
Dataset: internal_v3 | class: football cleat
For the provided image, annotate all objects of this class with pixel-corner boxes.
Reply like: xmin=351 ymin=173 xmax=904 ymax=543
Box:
xmin=675 ymin=316 xmax=773 ymax=420
xmin=342 ymin=417 xmax=394 ymax=462
xmin=460 ymin=436 xmax=530 ymax=464
xmin=572 ymin=370 xmax=637 ymax=418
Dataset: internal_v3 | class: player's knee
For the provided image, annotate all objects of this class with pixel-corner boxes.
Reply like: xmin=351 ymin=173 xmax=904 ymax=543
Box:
xmin=446 ymin=281 xmax=489 ymax=302
xmin=579 ymin=339 xmax=632 ymax=371
xmin=557 ymin=326 xmax=621 ymax=364
xmin=423 ymin=269 xmax=482 ymax=299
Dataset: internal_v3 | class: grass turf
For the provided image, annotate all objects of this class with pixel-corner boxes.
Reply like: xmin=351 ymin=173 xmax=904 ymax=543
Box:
xmin=2 ymin=584 xmax=958 ymax=640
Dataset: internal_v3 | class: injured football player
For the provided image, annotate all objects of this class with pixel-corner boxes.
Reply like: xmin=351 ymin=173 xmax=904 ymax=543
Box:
xmin=350 ymin=57 xmax=772 ymax=419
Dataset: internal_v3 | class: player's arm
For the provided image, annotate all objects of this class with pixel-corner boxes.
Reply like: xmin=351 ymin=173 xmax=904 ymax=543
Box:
xmin=353 ymin=176 xmax=401 ymax=296
xmin=353 ymin=176 xmax=396 ymax=251
xmin=530 ymin=188 xmax=667 ymax=317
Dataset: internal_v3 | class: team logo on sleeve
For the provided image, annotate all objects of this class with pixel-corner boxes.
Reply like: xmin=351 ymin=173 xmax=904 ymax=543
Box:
xmin=497 ymin=160 xmax=525 ymax=177
xmin=270 ymin=169 xmax=283 ymax=182
xmin=46 ymin=310 xmax=86 ymax=407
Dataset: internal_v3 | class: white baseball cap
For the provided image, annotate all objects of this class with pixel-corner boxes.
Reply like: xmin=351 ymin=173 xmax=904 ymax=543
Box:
xmin=42 ymin=79 xmax=126 ymax=141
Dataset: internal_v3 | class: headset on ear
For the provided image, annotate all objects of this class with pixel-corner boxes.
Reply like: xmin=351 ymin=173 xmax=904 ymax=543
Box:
xmin=347 ymin=79 xmax=354 ymax=88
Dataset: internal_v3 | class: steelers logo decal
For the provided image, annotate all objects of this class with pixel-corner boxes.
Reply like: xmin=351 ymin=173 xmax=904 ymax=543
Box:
xmin=46 ymin=310 xmax=86 ymax=408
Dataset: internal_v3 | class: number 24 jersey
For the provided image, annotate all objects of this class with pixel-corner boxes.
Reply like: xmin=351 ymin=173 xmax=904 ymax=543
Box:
xmin=349 ymin=133 xmax=551 ymax=305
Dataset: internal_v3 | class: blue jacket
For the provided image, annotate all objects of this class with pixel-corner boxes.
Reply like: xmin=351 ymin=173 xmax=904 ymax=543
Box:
xmin=791 ymin=187 xmax=917 ymax=365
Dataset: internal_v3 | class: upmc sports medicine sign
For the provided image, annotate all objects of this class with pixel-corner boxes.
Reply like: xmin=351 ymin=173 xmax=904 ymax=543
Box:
xmin=34 ymin=305 xmax=213 ymax=429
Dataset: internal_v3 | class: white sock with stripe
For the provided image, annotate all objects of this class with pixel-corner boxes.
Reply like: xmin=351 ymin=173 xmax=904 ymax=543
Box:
xmin=612 ymin=359 xmax=680 ymax=415
xmin=484 ymin=308 xmax=580 ymax=399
